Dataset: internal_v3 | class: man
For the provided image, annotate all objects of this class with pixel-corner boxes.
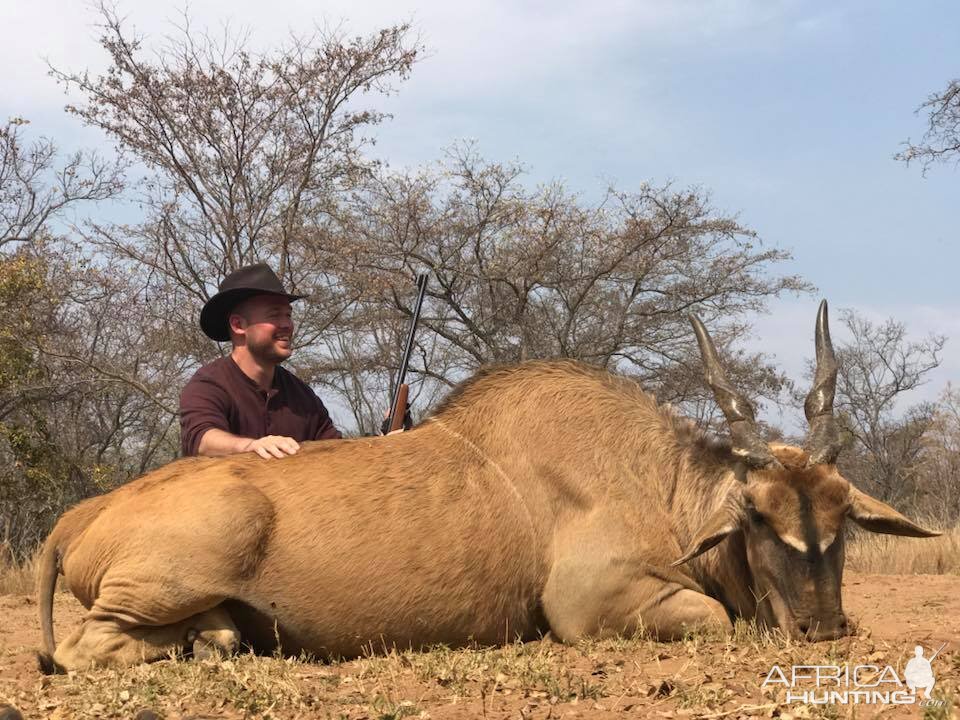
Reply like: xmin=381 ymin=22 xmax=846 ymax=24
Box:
xmin=180 ymin=263 xmax=342 ymax=459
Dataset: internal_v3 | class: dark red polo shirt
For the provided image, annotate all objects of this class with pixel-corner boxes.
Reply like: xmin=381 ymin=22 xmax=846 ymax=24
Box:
xmin=179 ymin=356 xmax=341 ymax=456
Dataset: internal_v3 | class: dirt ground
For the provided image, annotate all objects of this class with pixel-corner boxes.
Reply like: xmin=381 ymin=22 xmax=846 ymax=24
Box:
xmin=1 ymin=572 xmax=958 ymax=719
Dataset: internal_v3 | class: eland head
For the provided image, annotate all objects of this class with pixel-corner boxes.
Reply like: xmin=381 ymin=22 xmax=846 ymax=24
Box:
xmin=673 ymin=300 xmax=939 ymax=640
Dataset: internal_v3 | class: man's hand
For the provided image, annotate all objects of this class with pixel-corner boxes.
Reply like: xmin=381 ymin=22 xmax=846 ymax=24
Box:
xmin=242 ymin=435 xmax=300 ymax=459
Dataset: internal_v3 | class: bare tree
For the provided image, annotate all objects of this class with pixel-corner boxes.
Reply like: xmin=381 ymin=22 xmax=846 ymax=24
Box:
xmin=0 ymin=118 xmax=122 ymax=248
xmin=916 ymin=385 xmax=960 ymax=523
xmin=832 ymin=309 xmax=945 ymax=506
xmin=49 ymin=5 xmax=420 ymax=370
xmin=0 ymin=117 xmax=124 ymax=558
xmin=895 ymin=77 xmax=960 ymax=172
xmin=322 ymin=145 xmax=811 ymax=425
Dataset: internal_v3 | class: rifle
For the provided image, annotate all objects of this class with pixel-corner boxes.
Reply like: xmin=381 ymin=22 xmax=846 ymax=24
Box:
xmin=386 ymin=273 xmax=429 ymax=433
xmin=929 ymin=642 xmax=947 ymax=662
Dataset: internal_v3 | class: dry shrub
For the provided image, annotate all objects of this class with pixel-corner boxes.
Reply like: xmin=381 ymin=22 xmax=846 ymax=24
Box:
xmin=845 ymin=523 xmax=960 ymax=575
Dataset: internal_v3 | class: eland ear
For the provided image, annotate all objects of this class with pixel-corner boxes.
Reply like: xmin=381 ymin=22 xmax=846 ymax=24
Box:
xmin=847 ymin=486 xmax=941 ymax=538
xmin=672 ymin=503 xmax=742 ymax=566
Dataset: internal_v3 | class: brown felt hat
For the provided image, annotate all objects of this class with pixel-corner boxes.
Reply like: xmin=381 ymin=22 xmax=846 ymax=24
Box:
xmin=200 ymin=263 xmax=305 ymax=342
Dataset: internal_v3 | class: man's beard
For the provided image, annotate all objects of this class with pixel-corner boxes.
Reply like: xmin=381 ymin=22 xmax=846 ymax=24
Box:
xmin=248 ymin=334 xmax=292 ymax=364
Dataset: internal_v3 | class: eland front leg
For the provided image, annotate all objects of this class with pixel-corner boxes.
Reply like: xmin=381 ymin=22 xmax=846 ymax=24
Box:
xmin=541 ymin=513 xmax=732 ymax=641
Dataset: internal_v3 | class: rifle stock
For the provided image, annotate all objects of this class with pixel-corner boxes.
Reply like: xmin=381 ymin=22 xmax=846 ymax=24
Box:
xmin=387 ymin=384 xmax=409 ymax=433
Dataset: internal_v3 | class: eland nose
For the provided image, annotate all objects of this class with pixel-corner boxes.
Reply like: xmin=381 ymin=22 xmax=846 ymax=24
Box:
xmin=798 ymin=614 xmax=849 ymax=641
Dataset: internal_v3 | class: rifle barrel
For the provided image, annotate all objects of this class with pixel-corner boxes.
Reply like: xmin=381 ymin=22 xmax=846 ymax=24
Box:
xmin=388 ymin=273 xmax=429 ymax=429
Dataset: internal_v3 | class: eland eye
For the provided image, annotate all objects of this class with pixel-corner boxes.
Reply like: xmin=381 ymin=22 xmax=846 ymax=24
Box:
xmin=747 ymin=506 xmax=766 ymax=525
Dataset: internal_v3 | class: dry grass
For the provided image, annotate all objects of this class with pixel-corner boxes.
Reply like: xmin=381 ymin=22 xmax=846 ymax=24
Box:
xmin=845 ymin=524 xmax=960 ymax=575
xmin=0 ymin=552 xmax=35 ymax=596
xmin=2 ymin=627 xmax=956 ymax=719
xmin=0 ymin=641 xmax=614 ymax=719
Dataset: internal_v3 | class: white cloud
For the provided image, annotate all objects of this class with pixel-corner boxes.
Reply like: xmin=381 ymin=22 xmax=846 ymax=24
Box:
xmin=2 ymin=0 xmax=815 ymax=122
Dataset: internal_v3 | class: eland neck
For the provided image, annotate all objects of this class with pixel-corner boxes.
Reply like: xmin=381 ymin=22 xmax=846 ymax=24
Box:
xmin=661 ymin=426 xmax=760 ymax=622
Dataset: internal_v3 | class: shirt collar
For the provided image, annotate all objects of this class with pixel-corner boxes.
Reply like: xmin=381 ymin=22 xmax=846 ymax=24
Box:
xmin=226 ymin=354 xmax=282 ymax=395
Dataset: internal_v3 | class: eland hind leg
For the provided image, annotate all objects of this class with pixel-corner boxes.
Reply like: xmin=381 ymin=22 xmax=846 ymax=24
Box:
xmin=49 ymin=478 xmax=274 ymax=670
xmin=52 ymin=551 xmax=247 ymax=670
xmin=52 ymin=604 xmax=239 ymax=670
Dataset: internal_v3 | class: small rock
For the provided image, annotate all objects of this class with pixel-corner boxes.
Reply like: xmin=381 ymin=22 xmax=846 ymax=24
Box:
xmin=650 ymin=679 xmax=675 ymax=698
xmin=134 ymin=711 xmax=161 ymax=720
xmin=119 ymin=690 xmax=130 ymax=702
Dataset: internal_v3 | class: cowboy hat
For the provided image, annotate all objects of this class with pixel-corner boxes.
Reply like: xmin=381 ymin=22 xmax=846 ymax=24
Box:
xmin=200 ymin=263 xmax=305 ymax=341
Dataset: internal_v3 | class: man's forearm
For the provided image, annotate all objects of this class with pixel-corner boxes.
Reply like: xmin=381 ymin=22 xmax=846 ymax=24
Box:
xmin=197 ymin=428 xmax=253 ymax=456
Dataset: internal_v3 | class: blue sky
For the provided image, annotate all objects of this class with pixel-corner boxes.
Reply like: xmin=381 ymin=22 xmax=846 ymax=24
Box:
xmin=2 ymin=0 xmax=957 ymax=426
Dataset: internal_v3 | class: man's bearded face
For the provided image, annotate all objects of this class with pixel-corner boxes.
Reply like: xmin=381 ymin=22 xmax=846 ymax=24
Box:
xmin=230 ymin=295 xmax=294 ymax=363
